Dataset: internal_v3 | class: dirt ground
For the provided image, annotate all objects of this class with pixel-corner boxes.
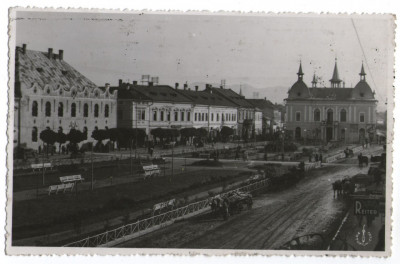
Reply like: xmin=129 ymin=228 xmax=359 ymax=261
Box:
xmin=117 ymin=163 xmax=370 ymax=249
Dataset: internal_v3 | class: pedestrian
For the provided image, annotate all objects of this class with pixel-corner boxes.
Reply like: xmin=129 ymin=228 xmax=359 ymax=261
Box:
xmin=319 ymin=154 xmax=323 ymax=162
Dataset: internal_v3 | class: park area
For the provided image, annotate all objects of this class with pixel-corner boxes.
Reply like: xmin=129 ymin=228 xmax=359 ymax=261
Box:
xmin=12 ymin=162 xmax=254 ymax=246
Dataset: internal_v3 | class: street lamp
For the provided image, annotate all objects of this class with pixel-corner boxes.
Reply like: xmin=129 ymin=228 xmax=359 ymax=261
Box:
xmin=281 ymin=127 xmax=286 ymax=161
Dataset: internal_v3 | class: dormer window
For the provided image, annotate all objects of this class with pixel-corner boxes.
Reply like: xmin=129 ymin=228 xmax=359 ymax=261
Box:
xmin=297 ymin=92 xmax=301 ymax=96
xmin=360 ymin=93 xmax=364 ymax=97
xmin=36 ymin=67 xmax=43 ymax=73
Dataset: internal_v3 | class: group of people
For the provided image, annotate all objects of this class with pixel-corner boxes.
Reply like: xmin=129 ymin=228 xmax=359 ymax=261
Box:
xmin=308 ymin=153 xmax=323 ymax=163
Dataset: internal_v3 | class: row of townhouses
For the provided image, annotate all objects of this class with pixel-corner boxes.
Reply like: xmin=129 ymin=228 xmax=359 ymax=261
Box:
xmin=14 ymin=45 xmax=282 ymax=151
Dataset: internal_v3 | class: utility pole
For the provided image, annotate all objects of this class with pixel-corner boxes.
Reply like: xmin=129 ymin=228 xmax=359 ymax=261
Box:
xmin=171 ymin=142 xmax=174 ymax=180
xmin=130 ymin=139 xmax=133 ymax=177
xmin=42 ymin=144 xmax=45 ymax=186
xmin=91 ymin=142 xmax=94 ymax=191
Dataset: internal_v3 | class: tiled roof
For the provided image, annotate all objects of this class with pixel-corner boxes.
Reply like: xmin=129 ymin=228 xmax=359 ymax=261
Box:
xmin=309 ymin=88 xmax=353 ymax=100
xmin=177 ymin=89 xmax=237 ymax=107
xmin=209 ymin=87 xmax=255 ymax=108
xmin=117 ymin=83 xmax=193 ymax=103
xmin=246 ymin=99 xmax=275 ymax=109
xmin=15 ymin=47 xmax=98 ymax=92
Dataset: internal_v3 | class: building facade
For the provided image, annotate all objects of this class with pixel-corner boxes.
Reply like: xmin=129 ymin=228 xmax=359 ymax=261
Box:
xmin=177 ymin=84 xmax=238 ymax=137
xmin=14 ymin=45 xmax=117 ymax=151
xmin=284 ymin=61 xmax=377 ymax=144
xmin=207 ymin=85 xmax=259 ymax=138
xmin=116 ymin=81 xmax=194 ymax=138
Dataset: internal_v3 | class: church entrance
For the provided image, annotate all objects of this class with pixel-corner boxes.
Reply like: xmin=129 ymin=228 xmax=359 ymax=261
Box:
xmin=326 ymin=127 xmax=333 ymax=142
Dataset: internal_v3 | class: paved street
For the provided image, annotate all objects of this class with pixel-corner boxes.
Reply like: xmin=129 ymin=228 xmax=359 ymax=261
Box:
xmin=117 ymin=146 xmax=383 ymax=249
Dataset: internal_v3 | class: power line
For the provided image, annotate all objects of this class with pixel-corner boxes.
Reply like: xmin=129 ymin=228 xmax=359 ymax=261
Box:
xmin=351 ymin=18 xmax=385 ymax=104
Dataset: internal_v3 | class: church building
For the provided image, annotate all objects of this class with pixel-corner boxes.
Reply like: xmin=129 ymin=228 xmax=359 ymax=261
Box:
xmin=284 ymin=60 xmax=377 ymax=144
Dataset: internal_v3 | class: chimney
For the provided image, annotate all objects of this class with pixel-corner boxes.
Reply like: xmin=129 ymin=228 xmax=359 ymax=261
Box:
xmin=265 ymin=97 xmax=267 ymax=100
xmin=343 ymin=82 xmax=345 ymax=88
xmin=133 ymin=80 xmax=137 ymax=86
xmin=184 ymin=84 xmax=188 ymax=90
xmin=148 ymin=82 xmax=153 ymax=87
xmin=119 ymin=79 xmax=123 ymax=87
xmin=105 ymin=83 xmax=110 ymax=89
xmin=22 ymin=44 xmax=27 ymax=54
xmin=48 ymin=48 xmax=53 ymax=59
xmin=195 ymin=86 xmax=199 ymax=92
xmin=220 ymin=85 xmax=223 ymax=89
xmin=59 ymin=50 xmax=64 ymax=60
xmin=175 ymin=83 xmax=179 ymax=89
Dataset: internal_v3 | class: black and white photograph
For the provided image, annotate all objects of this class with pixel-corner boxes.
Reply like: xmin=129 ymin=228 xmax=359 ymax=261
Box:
xmin=6 ymin=8 xmax=394 ymax=256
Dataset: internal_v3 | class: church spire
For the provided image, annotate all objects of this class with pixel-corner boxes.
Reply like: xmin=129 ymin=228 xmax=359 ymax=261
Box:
xmin=359 ymin=62 xmax=366 ymax=81
xmin=297 ymin=61 xmax=304 ymax=81
xmin=329 ymin=58 xmax=342 ymax=88
xmin=311 ymin=72 xmax=317 ymax=88
xmin=239 ymin=85 xmax=243 ymax=96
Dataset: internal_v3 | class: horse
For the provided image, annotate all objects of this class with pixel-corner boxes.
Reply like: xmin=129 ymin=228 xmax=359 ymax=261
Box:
xmin=342 ymin=180 xmax=355 ymax=196
xmin=358 ymin=154 xmax=369 ymax=167
xmin=332 ymin=180 xmax=343 ymax=198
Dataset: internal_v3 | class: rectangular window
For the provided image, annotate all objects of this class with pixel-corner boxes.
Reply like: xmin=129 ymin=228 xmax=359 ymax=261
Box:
xmin=160 ymin=111 xmax=164 ymax=121
xmin=181 ymin=111 xmax=185 ymax=121
xmin=153 ymin=110 xmax=157 ymax=121
xmin=206 ymin=113 xmax=208 ymax=121
xmin=217 ymin=113 xmax=219 ymax=121
xmin=136 ymin=109 xmax=146 ymax=121
xmin=167 ymin=111 xmax=171 ymax=121
xmin=187 ymin=112 xmax=191 ymax=121
xmin=296 ymin=112 xmax=301 ymax=122
xmin=359 ymin=113 xmax=365 ymax=123
xmin=211 ymin=113 xmax=214 ymax=121
xmin=195 ymin=113 xmax=197 ymax=121
xmin=202 ymin=113 xmax=205 ymax=121
xmin=174 ymin=111 xmax=178 ymax=121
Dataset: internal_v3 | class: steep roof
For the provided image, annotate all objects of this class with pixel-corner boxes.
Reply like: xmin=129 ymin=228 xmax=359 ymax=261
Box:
xmin=209 ymin=87 xmax=255 ymax=108
xmin=330 ymin=60 xmax=342 ymax=83
xmin=177 ymin=89 xmax=237 ymax=107
xmin=15 ymin=47 xmax=98 ymax=93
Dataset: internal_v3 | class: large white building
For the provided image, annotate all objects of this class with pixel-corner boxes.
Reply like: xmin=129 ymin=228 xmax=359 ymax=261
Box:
xmin=14 ymin=45 xmax=117 ymax=151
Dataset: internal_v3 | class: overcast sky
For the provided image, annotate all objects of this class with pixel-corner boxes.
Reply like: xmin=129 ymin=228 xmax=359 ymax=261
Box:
xmin=15 ymin=11 xmax=394 ymax=110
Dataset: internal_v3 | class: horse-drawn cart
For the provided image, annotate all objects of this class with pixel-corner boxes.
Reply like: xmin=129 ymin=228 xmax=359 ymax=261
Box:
xmin=210 ymin=190 xmax=253 ymax=220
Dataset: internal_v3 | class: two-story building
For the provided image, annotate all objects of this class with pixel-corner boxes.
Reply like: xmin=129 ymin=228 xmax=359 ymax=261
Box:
xmin=177 ymin=84 xmax=238 ymax=138
xmin=206 ymin=85 xmax=259 ymax=139
xmin=116 ymin=81 xmax=193 ymax=139
xmin=14 ymin=45 xmax=117 ymax=151
xmin=284 ymin=60 xmax=377 ymax=144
